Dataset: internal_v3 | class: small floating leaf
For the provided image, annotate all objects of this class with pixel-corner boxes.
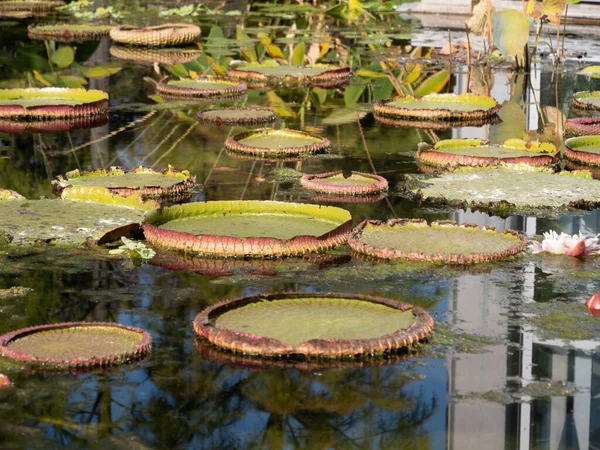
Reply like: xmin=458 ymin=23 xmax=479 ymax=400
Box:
xmin=50 ymin=46 xmax=75 ymax=69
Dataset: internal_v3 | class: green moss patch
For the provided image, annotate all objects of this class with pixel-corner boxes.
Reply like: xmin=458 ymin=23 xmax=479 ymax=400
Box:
xmin=529 ymin=302 xmax=599 ymax=340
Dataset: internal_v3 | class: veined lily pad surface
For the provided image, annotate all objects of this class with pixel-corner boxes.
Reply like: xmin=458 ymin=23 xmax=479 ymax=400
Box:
xmin=27 ymin=24 xmax=112 ymax=42
xmin=417 ymin=138 xmax=558 ymax=169
xmin=52 ymin=166 xmax=196 ymax=198
xmin=0 ymin=322 xmax=151 ymax=370
xmin=226 ymin=61 xmax=351 ymax=87
xmin=348 ymin=219 xmax=526 ymax=264
xmin=301 ymin=171 xmax=388 ymax=196
xmin=565 ymin=136 xmax=600 ymax=166
xmin=404 ymin=169 xmax=600 ymax=212
xmin=143 ymin=200 xmax=352 ymax=258
xmin=198 ymin=107 xmax=276 ymax=125
xmin=193 ymin=292 xmax=434 ymax=358
xmin=109 ymin=23 xmax=201 ymax=47
xmin=572 ymin=91 xmax=600 ymax=110
xmin=565 ymin=118 xmax=600 ymax=136
xmin=156 ymin=77 xmax=247 ymax=98
xmin=109 ymin=45 xmax=203 ymax=65
xmin=0 ymin=186 xmax=157 ymax=246
xmin=373 ymin=93 xmax=501 ymax=121
xmin=226 ymin=128 xmax=330 ymax=157
xmin=0 ymin=88 xmax=108 ymax=119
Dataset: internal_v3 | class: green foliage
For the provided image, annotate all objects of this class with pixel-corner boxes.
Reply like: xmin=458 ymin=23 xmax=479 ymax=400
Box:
xmin=109 ymin=237 xmax=156 ymax=270
xmin=492 ymin=9 xmax=529 ymax=60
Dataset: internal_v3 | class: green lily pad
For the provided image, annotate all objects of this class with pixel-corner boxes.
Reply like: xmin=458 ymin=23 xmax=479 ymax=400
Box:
xmin=225 ymin=128 xmax=330 ymax=157
xmin=0 ymin=88 xmax=107 ymax=119
xmin=27 ymin=24 xmax=112 ymax=42
xmin=156 ymin=76 xmax=246 ymax=98
xmin=197 ymin=107 xmax=276 ymax=125
xmin=109 ymin=45 xmax=203 ymax=65
xmin=578 ymin=66 xmax=600 ymax=79
xmin=109 ymin=23 xmax=201 ymax=47
xmin=573 ymin=91 xmax=600 ymax=110
xmin=565 ymin=135 xmax=600 ymax=166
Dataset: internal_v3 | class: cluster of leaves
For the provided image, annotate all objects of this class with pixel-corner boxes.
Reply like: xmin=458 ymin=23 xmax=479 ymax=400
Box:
xmin=57 ymin=0 xmax=122 ymax=20
xmin=109 ymin=237 xmax=156 ymax=270
xmin=158 ymin=4 xmax=241 ymax=17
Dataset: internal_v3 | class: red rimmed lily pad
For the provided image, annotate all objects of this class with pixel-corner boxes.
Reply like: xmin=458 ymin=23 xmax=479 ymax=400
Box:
xmin=374 ymin=93 xmax=501 ymax=121
xmin=52 ymin=165 xmax=196 ymax=198
xmin=565 ymin=118 xmax=600 ymax=137
xmin=27 ymin=24 xmax=112 ymax=42
xmin=226 ymin=60 xmax=351 ymax=87
xmin=0 ymin=322 xmax=151 ymax=370
xmin=565 ymin=136 xmax=600 ymax=166
xmin=225 ymin=128 xmax=330 ymax=158
xmin=198 ymin=107 xmax=276 ymax=125
xmin=572 ymin=91 xmax=600 ymax=110
xmin=0 ymin=115 xmax=107 ymax=133
xmin=0 ymin=88 xmax=108 ymax=120
xmin=416 ymin=138 xmax=558 ymax=169
xmin=193 ymin=292 xmax=434 ymax=358
xmin=109 ymin=45 xmax=203 ymax=65
xmin=109 ymin=23 xmax=201 ymax=47
xmin=143 ymin=200 xmax=352 ymax=258
xmin=348 ymin=219 xmax=526 ymax=264
xmin=156 ymin=76 xmax=246 ymax=98
xmin=300 ymin=171 xmax=388 ymax=196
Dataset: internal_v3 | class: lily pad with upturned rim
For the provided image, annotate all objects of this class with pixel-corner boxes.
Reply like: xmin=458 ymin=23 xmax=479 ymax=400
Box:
xmin=27 ymin=23 xmax=112 ymax=42
xmin=0 ymin=322 xmax=151 ymax=370
xmin=198 ymin=107 xmax=276 ymax=125
xmin=565 ymin=136 xmax=600 ymax=166
xmin=374 ymin=114 xmax=502 ymax=130
xmin=109 ymin=45 xmax=203 ymax=65
xmin=0 ymin=88 xmax=108 ymax=120
xmin=52 ymin=165 xmax=196 ymax=198
xmin=109 ymin=23 xmax=201 ymax=47
xmin=226 ymin=60 xmax=351 ymax=87
xmin=156 ymin=76 xmax=247 ymax=99
xmin=225 ymin=128 xmax=330 ymax=158
xmin=143 ymin=200 xmax=352 ymax=258
xmin=416 ymin=138 xmax=558 ymax=169
xmin=374 ymin=93 xmax=501 ymax=121
xmin=0 ymin=115 xmax=107 ymax=133
xmin=0 ymin=1 xmax=63 ymax=14
xmin=565 ymin=118 xmax=600 ymax=137
xmin=193 ymin=292 xmax=434 ymax=358
xmin=300 ymin=171 xmax=388 ymax=196
xmin=348 ymin=219 xmax=526 ymax=264
xmin=572 ymin=91 xmax=600 ymax=110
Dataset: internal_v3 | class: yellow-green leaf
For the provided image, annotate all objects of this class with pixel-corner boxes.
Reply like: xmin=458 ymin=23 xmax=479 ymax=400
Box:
xmin=50 ymin=46 xmax=74 ymax=69
xmin=413 ymin=69 xmax=449 ymax=97
xmin=80 ymin=65 xmax=122 ymax=78
xmin=579 ymin=66 xmax=600 ymax=78
xmin=355 ymin=69 xmax=387 ymax=78
xmin=265 ymin=44 xmax=286 ymax=59
xmin=404 ymin=63 xmax=421 ymax=84
xmin=237 ymin=28 xmax=257 ymax=62
xmin=344 ymin=80 xmax=367 ymax=106
xmin=492 ymin=9 xmax=529 ymax=58
xmin=267 ymin=91 xmax=297 ymax=118
xmin=292 ymin=41 xmax=305 ymax=66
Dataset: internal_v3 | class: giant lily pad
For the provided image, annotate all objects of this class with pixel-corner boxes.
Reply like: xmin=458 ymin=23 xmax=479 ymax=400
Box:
xmin=109 ymin=23 xmax=201 ymax=47
xmin=300 ymin=171 xmax=388 ymax=196
xmin=417 ymin=138 xmax=558 ymax=169
xmin=193 ymin=292 xmax=434 ymax=358
xmin=348 ymin=218 xmax=526 ymax=264
xmin=0 ymin=186 xmax=158 ymax=246
xmin=52 ymin=166 xmax=196 ymax=198
xmin=565 ymin=136 xmax=600 ymax=166
xmin=402 ymin=169 xmax=600 ymax=212
xmin=572 ymin=91 xmax=600 ymax=110
xmin=109 ymin=45 xmax=203 ymax=65
xmin=565 ymin=118 xmax=600 ymax=137
xmin=143 ymin=200 xmax=352 ymax=258
xmin=374 ymin=93 xmax=501 ymax=121
xmin=0 ymin=1 xmax=63 ymax=16
xmin=0 ymin=115 xmax=107 ymax=133
xmin=0 ymin=88 xmax=108 ymax=119
xmin=225 ymin=128 xmax=330 ymax=158
xmin=156 ymin=76 xmax=246 ymax=98
xmin=0 ymin=322 xmax=151 ymax=370
xmin=226 ymin=60 xmax=351 ymax=87
xmin=374 ymin=114 xmax=502 ymax=130
xmin=198 ymin=107 xmax=276 ymax=125
xmin=28 ymin=24 xmax=112 ymax=42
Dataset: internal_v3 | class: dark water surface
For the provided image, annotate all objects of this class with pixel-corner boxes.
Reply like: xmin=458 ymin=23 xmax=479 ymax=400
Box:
xmin=1 ymin=5 xmax=600 ymax=449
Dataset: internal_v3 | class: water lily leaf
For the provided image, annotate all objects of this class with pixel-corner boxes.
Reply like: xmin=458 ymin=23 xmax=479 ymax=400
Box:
xmin=291 ymin=42 xmax=305 ymax=66
xmin=492 ymin=9 xmax=529 ymax=58
xmin=50 ymin=46 xmax=75 ymax=69
xmin=578 ymin=66 xmax=600 ymax=78
xmin=322 ymin=108 xmax=366 ymax=125
xmin=79 ymin=64 xmax=122 ymax=78
xmin=413 ymin=69 xmax=449 ymax=97
xmin=267 ymin=91 xmax=297 ymax=118
xmin=344 ymin=79 xmax=368 ymax=106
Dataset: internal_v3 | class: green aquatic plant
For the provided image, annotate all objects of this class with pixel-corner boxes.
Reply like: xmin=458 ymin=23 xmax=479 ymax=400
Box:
xmin=109 ymin=237 xmax=156 ymax=270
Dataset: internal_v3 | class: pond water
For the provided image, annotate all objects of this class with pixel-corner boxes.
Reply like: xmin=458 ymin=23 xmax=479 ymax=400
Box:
xmin=1 ymin=3 xmax=600 ymax=449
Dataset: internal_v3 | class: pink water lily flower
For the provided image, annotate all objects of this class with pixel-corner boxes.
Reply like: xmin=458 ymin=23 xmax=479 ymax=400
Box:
xmin=529 ymin=230 xmax=600 ymax=257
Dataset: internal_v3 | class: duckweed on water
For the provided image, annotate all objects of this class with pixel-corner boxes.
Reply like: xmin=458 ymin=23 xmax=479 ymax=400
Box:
xmin=529 ymin=303 xmax=600 ymax=341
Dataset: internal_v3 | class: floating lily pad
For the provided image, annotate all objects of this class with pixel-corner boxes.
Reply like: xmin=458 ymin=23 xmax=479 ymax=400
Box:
xmin=0 ymin=1 xmax=63 ymax=15
xmin=0 ymin=186 xmax=157 ymax=246
xmin=572 ymin=91 xmax=600 ymax=110
xmin=417 ymin=138 xmax=558 ymax=169
xmin=52 ymin=166 xmax=196 ymax=198
xmin=0 ymin=115 xmax=107 ymax=133
xmin=300 ymin=170 xmax=388 ymax=196
xmin=27 ymin=24 xmax=112 ymax=42
xmin=198 ymin=107 xmax=276 ymax=125
xmin=374 ymin=114 xmax=502 ymax=129
xmin=225 ymin=128 xmax=330 ymax=158
xmin=565 ymin=118 xmax=600 ymax=136
xmin=0 ymin=88 xmax=108 ymax=120
xmin=226 ymin=60 xmax=351 ymax=87
xmin=193 ymin=292 xmax=434 ymax=358
xmin=0 ymin=322 xmax=151 ymax=370
xmin=156 ymin=76 xmax=246 ymax=98
xmin=143 ymin=200 xmax=352 ymax=258
xmin=109 ymin=23 xmax=201 ymax=47
xmin=349 ymin=219 xmax=526 ymax=264
xmin=403 ymin=169 xmax=600 ymax=212
xmin=109 ymin=45 xmax=203 ymax=65
xmin=373 ymin=93 xmax=501 ymax=121
xmin=565 ymin=136 xmax=600 ymax=166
